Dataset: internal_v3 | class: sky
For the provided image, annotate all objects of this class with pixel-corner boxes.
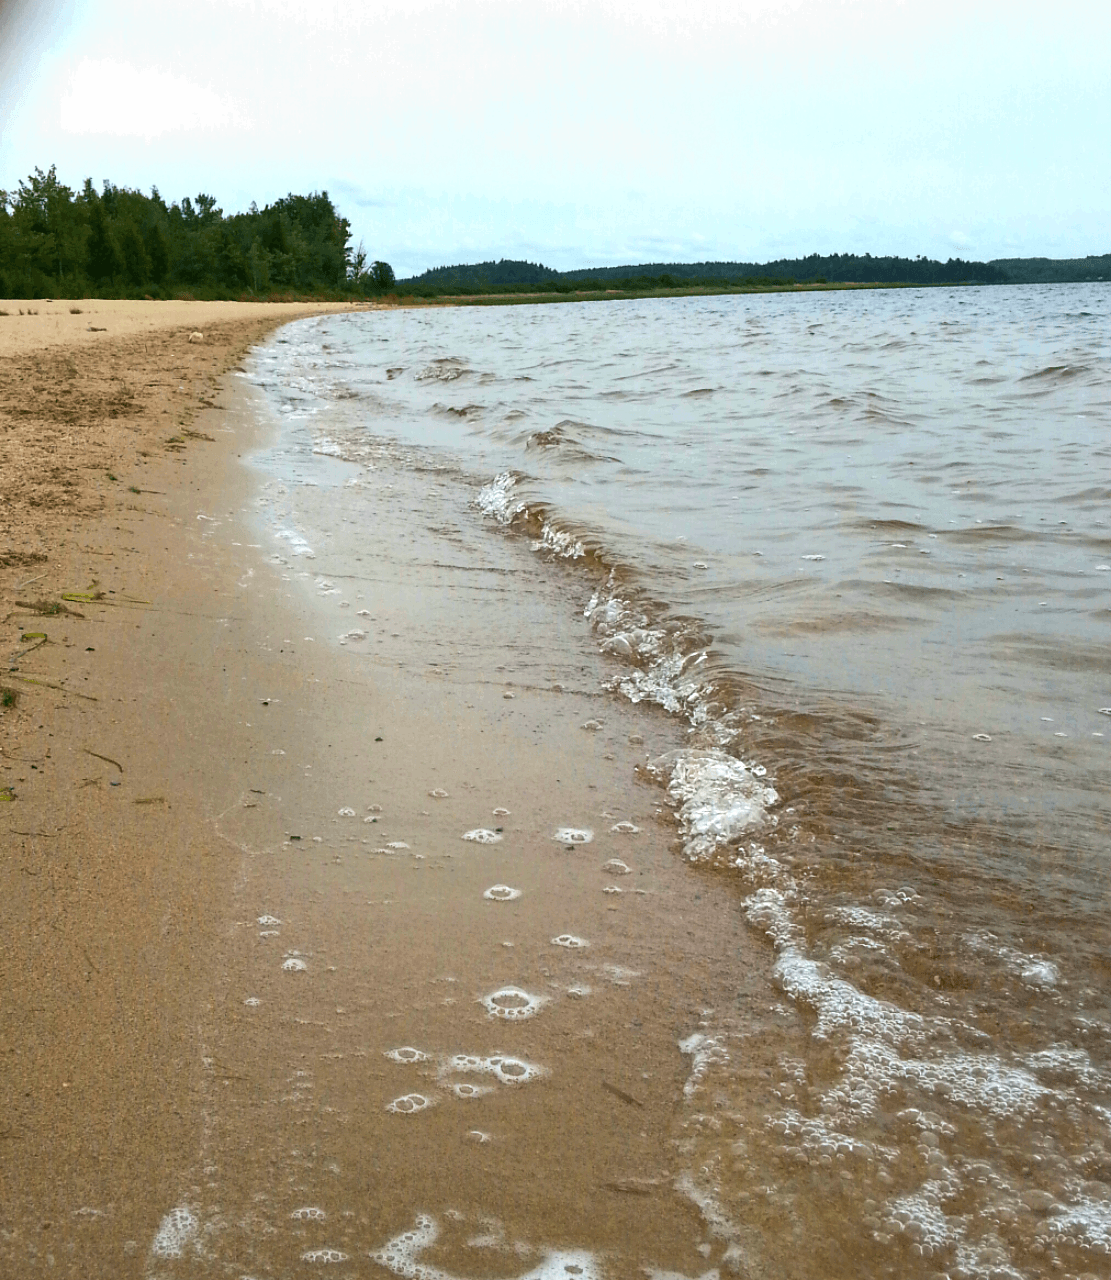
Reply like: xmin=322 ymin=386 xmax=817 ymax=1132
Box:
xmin=0 ymin=0 xmax=1108 ymax=278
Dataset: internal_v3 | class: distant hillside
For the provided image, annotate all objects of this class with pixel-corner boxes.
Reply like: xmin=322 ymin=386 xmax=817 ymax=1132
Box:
xmin=990 ymin=254 xmax=1111 ymax=283
xmin=401 ymin=252 xmax=1111 ymax=290
xmin=407 ymin=259 xmax=563 ymax=288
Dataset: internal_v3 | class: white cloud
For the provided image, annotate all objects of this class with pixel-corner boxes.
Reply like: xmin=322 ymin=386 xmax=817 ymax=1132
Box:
xmin=59 ymin=57 xmax=251 ymax=139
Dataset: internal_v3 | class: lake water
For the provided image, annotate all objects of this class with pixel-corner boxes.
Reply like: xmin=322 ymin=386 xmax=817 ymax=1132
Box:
xmin=243 ymin=285 xmax=1111 ymax=1280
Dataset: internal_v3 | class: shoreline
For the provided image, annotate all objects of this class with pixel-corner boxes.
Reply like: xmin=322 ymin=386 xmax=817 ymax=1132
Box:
xmin=1 ymin=302 xmax=769 ymax=1275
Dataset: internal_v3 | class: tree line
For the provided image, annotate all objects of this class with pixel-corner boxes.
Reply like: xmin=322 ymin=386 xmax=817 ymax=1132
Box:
xmin=4 ymin=166 xmax=1105 ymax=300
xmin=0 ymin=166 xmax=395 ymax=299
xmin=401 ymin=252 xmax=1110 ymax=293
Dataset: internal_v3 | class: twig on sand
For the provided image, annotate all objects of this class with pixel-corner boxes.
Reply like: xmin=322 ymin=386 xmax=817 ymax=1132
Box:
xmin=83 ymin=748 xmax=122 ymax=772
xmin=12 ymin=675 xmax=97 ymax=701
xmin=601 ymin=1079 xmax=644 ymax=1108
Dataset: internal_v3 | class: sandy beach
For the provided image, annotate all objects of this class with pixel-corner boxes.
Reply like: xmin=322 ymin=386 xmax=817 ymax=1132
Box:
xmin=0 ymin=298 xmax=367 ymax=1268
xmin=1 ymin=301 xmax=769 ymax=1277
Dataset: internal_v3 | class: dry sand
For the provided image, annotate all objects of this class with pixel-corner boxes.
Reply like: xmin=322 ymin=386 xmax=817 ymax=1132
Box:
xmin=1 ymin=300 xmax=767 ymax=1278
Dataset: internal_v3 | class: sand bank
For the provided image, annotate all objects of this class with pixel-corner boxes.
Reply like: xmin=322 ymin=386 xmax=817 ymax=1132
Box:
xmin=1 ymin=301 xmax=767 ymax=1277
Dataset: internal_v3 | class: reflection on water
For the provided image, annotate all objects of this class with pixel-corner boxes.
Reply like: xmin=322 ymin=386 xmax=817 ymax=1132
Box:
xmin=239 ymin=285 xmax=1111 ymax=1279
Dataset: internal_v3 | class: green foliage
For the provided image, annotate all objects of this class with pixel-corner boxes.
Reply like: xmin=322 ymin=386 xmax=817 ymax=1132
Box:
xmin=369 ymin=260 xmax=395 ymax=290
xmin=404 ymin=253 xmax=1111 ymax=292
xmin=0 ymin=166 xmax=389 ymax=299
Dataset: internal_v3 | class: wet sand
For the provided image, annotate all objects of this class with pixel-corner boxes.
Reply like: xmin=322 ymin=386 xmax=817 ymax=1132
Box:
xmin=1 ymin=303 xmax=774 ymax=1276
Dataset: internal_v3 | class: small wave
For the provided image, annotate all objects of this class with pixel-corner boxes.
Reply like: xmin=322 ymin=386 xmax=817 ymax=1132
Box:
xmin=1019 ymin=362 xmax=1089 ymax=381
xmin=415 ymin=357 xmax=470 ymax=382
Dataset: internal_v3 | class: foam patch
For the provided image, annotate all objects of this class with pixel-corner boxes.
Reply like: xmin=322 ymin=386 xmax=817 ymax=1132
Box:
xmin=302 ymin=1248 xmax=349 ymax=1263
xmin=385 ymin=1047 xmax=429 ymax=1064
xmin=602 ymin=859 xmax=631 ymax=875
xmin=441 ymin=1053 xmax=546 ymax=1086
xmin=554 ymin=827 xmax=593 ymax=844
xmin=282 ymin=956 xmax=308 ymax=972
xmin=462 ymin=829 xmax=503 ymax=844
xmin=386 ymin=1093 xmax=434 ymax=1114
xmin=551 ymin=934 xmax=588 ymax=948
xmin=150 ymin=1206 xmax=198 ymax=1259
xmin=610 ymin=821 xmax=640 ymax=834
xmin=481 ymin=987 xmax=547 ymax=1020
xmin=484 ymin=885 xmax=522 ymax=902
xmin=370 ymin=1213 xmax=600 ymax=1280
xmin=448 ymin=1082 xmax=493 ymax=1099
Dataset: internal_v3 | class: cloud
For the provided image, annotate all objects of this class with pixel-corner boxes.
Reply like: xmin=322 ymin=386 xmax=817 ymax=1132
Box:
xmin=59 ymin=57 xmax=251 ymax=139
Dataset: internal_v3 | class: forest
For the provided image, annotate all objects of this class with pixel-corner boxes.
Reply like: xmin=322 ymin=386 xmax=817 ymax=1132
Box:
xmin=401 ymin=251 xmax=1110 ymax=295
xmin=2 ymin=165 xmax=1107 ymax=301
xmin=0 ymin=166 xmax=394 ymax=299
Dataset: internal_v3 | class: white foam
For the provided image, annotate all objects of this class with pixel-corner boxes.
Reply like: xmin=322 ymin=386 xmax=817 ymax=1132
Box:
xmin=302 ymin=1248 xmax=349 ymax=1264
xmin=551 ymin=934 xmax=588 ymax=948
xmin=492 ymin=806 xmax=511 ymax=816
xmin=282 ymin=957 xmax=308 ymax=972
xmin=602 ymin=859 xmax=631 ymax=875
xmin=338 ymin=807 xmax=356 ymax=817
xmin=150 ymin=1206 xmax=198 ymax=1259
xmin=581 ymin=719 xmax=604 ymax=731
xmin=440 ymin=1052 xmax=545 ymax=1086
xmin=679 ymin=1032 xmax=730 ymax=1097
xmin=462 ymin=829 xmax=503 ymax=844
xmin=476 ymin=472 xmax=525 ymax=524
xmin=385 ymin=1047 xmax=429 ymax=1064
xmin=554 ymin=827 xmax=593 ymax=844
xmin=256 ymin=914 xmax=281 ymax=926
xmin=1048 ymin=1194 xmax=1111 ymax=1249
xmin=369 ymin=1214 xmax=600 ymax=1280
xmin=484 ymin=885 xmax=522 ymax=902
xmin=386 ymin=841 xmax=410 ymax=850
xmin=675 ymin=1173 xmax=741 ymax=1243
xmin=448 ymin=1082 xmax=493 ymax=1099
xmin=386 ymin=1093 xmax=434 ymax=1114
xmin=481 ymin=987 xmax=547 ymax=1020
xmin=964 ymin=930 xmax=1062 ymax=988
xmin=747 ymin=888 xmax=1054 ymax=1121
xmin=610 ymin=821 xmax=640 ymax=834
xmin=647 ymin=750 xmax=777 ymax=863
xmin=291 ymin=1206 xmax=326 ymax=1221
xmin=276 ymin=528 xmax=315 ymax=558
xmin=428 ymin=788 xmax=449 ymax=798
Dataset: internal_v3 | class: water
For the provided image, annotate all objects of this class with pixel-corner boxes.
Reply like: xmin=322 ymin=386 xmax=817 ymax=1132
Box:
xmin=238 ymin=285 xmax=1111 ymax=1279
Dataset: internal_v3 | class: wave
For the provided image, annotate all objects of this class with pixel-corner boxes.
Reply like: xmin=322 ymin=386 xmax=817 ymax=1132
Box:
xmin=472 ymin=467 xmax=1111 ymax=1279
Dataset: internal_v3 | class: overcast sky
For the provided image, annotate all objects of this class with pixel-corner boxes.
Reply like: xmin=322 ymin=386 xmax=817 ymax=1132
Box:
xmin=1 ymin=0 xmax=1107 ymax=277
